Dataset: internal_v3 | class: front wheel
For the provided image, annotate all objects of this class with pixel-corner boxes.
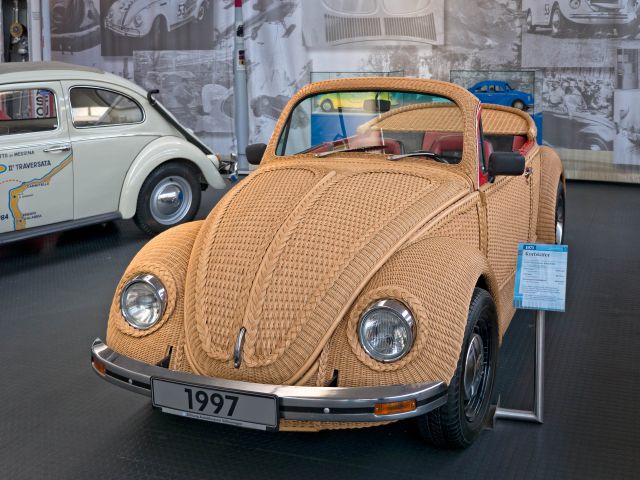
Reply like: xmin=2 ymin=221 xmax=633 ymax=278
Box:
xmin=550 ymin=4 xmax=569 ymax=38
xmin=320 ymin=99 xmax=334 ymax=112
xmin=134 ymin=162 xmax=201 ymax=236
xmin=196 ymin=1 xmax=208 ymax=21
xmin=417 ymin=288 xmax=498 ymax=448
xmin=525 ymin=9 xmax=536 ymax=33
xmin=512 ymin=99 xmax=526 ymax=110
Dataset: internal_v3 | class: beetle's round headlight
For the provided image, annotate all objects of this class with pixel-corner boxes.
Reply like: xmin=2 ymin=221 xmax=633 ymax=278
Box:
xmin=358 ymin=299 xmax=415 ymax=362
xmin=120 ymin=274 xmax=167 ymax=330
xmin=134 ymin=14 xmax=143 ymax=27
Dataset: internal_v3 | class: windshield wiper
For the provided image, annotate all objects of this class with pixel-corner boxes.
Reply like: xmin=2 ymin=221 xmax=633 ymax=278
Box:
xmin=387 ymin=151 xmax=448 ymax=163
xmin=315 ymin=145 xmax=387 ymax=157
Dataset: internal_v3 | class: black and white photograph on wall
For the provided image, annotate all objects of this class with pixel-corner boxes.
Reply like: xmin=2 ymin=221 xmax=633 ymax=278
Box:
xmin=49 ymin=0 xmax=102 ymax=54
xmin=614 ymin=48 xmax=640 ymax=165
xmin=439 ymin=0 xmax=521 ymax=70
xmin=520 ymin=0 xmax=624 ymax=68
xmin=541 ymin=68 xmax=615 ymax=152
xmin=100 ymin=0 xmax=214 ymax=56
xmin=302 ymin=0 xmax=445 ymax=48
xmin=134 ymin=50 xmax=234 ymax=138
xmin=521 ymin=0 xmax=639 ymax=39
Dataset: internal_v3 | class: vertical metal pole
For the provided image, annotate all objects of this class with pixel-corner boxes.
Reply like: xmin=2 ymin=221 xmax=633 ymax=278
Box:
xmin=533 ymin=309 xmax=545 ymax=423
xmin=29 ymin=0 xmax=43 ymax=61
xmin=494 ymin=309 xmax=544 ymax=423
xmin=41 ymin=0 xmax=51 ymax=61
xmin=233 ymin=0 xmax=250 ymax=174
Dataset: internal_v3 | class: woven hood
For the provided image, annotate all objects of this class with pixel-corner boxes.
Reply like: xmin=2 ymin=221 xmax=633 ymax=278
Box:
xmin=183 ymin=161 xmax=468 ymax=384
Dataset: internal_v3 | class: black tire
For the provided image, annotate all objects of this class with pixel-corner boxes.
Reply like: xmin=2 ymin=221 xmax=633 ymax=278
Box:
xmin=525 ymin=9 xmax=536 ymax=33
xmin=151 ymin=16 xmax=167 ymax=47
xmin=555 ymin=180 xmax=565 ymax=245
xmin=512 ymin=99 xmax=526 ymax=110
xmin=550 ymin=4 xmax=569 ymax=38
xmin=196 ymin=1 xmax=207 ymax=21
xmin=134 ymin=162 xmax=201 ymax=236
xmin=417 ymin=288 xmax=498 ymax=449
xmin=320 ymin=99 xmax=334 ymax=112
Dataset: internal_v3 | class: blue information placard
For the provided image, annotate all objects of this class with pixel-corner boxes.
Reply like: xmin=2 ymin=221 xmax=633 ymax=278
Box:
xmin=513 ymin=243 xmax=568 ymax=312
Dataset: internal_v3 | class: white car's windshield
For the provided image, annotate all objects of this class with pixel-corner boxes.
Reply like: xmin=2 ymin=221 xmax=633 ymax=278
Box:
xmin=276 ymin=90 xmax=465 ymax=164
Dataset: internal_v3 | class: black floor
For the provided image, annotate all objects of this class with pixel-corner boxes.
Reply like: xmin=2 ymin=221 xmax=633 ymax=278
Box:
xmin=0 ymin=181 xmax=638 ymax=479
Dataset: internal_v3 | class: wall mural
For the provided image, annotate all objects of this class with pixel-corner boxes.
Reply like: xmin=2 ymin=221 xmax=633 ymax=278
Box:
xmin=50 ymin=0 xmax=640 ymax=183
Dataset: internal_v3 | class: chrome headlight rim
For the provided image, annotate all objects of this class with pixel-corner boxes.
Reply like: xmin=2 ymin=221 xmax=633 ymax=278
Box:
xmin=120 ymin=274 xmax=167 ymax=330
xmin=358 ymin=299 xmax=416 ymax=363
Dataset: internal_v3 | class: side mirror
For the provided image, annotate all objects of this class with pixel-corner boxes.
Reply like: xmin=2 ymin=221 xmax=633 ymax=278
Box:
xmin=488 ymin=152 xmax=525 ymax=180
xmin=246 ymin=143 xmax=267 ymax=165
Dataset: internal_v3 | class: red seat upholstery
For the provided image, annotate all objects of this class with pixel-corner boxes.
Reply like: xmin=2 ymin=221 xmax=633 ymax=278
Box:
xmin=512 ymin=135 xmax=527 ymax=152
xmin=382 ymin=139 xmax=404 ymax=155
xmin=431 ymin=134 xmax=464 ymax=155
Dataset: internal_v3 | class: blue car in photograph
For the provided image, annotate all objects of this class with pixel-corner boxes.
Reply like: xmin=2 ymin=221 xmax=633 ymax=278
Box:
xmin=469 ymin=80 xmax=534 ymax=111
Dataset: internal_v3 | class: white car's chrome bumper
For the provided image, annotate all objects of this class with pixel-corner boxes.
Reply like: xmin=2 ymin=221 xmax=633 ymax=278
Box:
xmin=91 ymin=338 xmax=447 ymax=429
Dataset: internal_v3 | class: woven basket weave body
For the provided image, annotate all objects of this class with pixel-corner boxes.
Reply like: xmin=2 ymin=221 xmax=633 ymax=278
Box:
xmin=105 ymin=79 xmax=563 ymax=431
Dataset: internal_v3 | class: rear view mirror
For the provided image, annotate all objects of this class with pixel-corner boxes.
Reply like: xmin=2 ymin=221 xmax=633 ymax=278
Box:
xmin=246 ymin=143 xmax=267 ymax=165
xmin=363 ymin=99 xmax=391 ymax=113
xmin=488 ymin=152 xmax=525 ymax=180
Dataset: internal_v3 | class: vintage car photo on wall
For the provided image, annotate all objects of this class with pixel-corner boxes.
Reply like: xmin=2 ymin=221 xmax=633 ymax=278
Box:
xmin=100 ymin=0 xmax=213 ymax=55
xmin=91 ymin=77 xmax=565 ymax=448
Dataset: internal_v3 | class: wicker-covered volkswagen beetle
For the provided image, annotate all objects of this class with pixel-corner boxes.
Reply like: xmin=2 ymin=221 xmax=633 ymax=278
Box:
xmin=91 ymin=78 xmax=565 ymax=448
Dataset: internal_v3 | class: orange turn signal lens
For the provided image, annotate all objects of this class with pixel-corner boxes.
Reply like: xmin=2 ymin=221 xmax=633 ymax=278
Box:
xmin=92 ymin=359 xmax=106 ymax=376
xmin=374 ymin=399 xmax=417 ymax=416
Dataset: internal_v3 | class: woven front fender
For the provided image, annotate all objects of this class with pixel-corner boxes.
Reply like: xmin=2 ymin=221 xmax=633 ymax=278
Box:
xmin=317 ymin=236 xmax=500 ymax=388
xmin=106 ymin=221 xmax=204 ymax=370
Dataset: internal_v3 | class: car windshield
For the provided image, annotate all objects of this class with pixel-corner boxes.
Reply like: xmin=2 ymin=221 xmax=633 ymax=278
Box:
xmin=275 ymin=90 xmax=465 ymax=164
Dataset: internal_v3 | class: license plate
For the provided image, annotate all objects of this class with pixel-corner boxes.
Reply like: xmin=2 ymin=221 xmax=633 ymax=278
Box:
xmin=151 ymin=378 xmax=278 ymax=431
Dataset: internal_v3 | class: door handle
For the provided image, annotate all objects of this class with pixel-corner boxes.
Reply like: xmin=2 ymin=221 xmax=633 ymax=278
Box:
xmin=43 ymin=144 xmax=71 ymax=153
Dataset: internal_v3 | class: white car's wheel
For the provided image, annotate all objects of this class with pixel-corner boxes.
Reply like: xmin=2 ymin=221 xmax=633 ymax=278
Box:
xmin=134 ymin=162 xmax=201 ymax=236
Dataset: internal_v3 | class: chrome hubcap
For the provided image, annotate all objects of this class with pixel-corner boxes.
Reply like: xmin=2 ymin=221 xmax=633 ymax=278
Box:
xmin=150 ymin=176 xmax=192 ymax=225
xmin=556 ymin=193 xmax=565 ymax=245
xmin=556 ymin=219 xmax=564 ymax=245
xmin=463 ymin=334 xmax=485 ymax=402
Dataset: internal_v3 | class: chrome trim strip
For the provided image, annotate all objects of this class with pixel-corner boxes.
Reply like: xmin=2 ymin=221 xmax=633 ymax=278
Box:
xmin=0 ymin=212 xmax=121 ymax=245
xmin=91 ymin=338 xmax=448 ymax=423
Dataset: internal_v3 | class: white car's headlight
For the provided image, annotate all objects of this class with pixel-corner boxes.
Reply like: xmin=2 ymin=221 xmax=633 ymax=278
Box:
xmin=120 ymin=274 xmax=167 ymax=330
xmin=358 ymin=299 xmax=415 ymax=362
xmin=134 ymin=14 xmax=143 ymax=27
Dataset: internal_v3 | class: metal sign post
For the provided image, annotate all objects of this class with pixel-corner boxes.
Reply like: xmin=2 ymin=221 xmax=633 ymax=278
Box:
xmin=495 ymin=243 xmax=567 ymax=425
xmin=495 ymin=309 xmax=545 ymax=423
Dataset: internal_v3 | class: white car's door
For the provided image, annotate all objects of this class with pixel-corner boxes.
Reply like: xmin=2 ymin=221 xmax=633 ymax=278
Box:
xmin=63 ymin=82 xmax=160 ymax=219
xmin=0 ymin=82 xmax=74 ymax=234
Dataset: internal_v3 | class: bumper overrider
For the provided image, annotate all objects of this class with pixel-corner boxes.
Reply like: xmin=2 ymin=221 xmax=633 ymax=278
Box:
xmin=91 ymin=339 xmax=448 ymax=431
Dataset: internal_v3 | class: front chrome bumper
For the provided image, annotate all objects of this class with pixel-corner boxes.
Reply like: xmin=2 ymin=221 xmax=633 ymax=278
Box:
xmin=91 ymin=339 xmax=447 ymax=430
